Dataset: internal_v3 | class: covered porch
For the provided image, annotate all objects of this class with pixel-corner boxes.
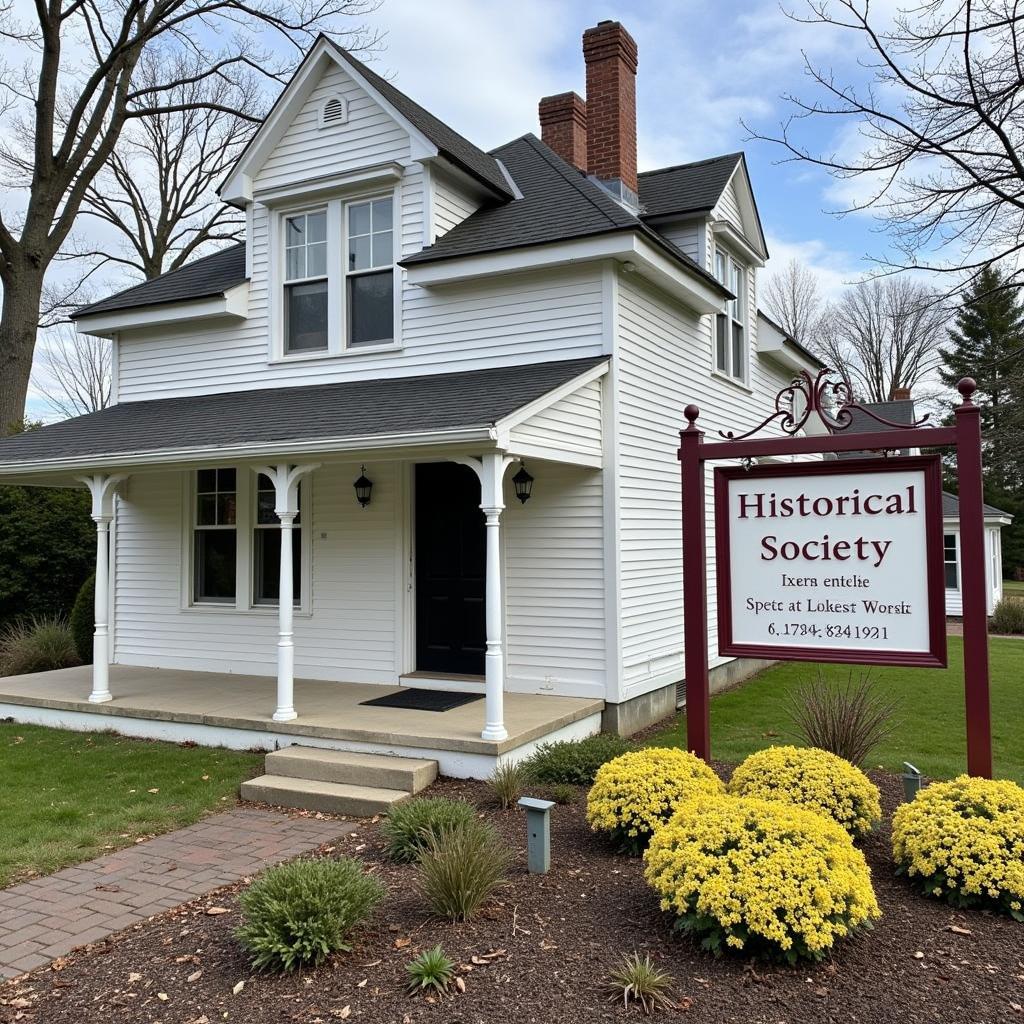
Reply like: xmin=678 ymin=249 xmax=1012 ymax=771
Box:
xmin=0 ymin=665 xmax=604 ymax=777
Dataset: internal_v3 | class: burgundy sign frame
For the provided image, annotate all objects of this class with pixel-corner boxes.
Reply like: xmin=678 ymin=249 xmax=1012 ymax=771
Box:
xmin=678 ymin=372 xmax=993 ymax=778
xmin=713 ymin=455 xmax=947 ymax=668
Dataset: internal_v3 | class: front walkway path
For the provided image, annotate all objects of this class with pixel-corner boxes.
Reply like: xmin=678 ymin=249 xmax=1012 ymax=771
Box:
xmin=0 ymin=807 xmax=348 ymax=979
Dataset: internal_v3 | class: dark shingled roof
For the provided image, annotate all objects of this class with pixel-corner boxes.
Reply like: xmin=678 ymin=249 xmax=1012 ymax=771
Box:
xmin=0 ymin=357 xmax=607 ymax=467
xmin=401 ymin=134 xmax=728 ymax=296
xmin=638 ymin=153 xmax=743 ymax=218
xmin=942 ymin=491 xmax=1012 ymax=519
xmin=842 ymin=400 xmax=919 ymax=434
xmin=329 ymin=41 xmax=512 ymax=200
xmin=75 ymin=244 xmax=247 ymax=318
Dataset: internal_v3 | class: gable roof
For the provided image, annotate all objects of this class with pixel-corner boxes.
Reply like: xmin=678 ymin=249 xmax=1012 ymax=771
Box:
xmin=74 ymin=244 xmax=246 ymax=318
xmin=401 ymin=134 xmax=729 ymax=296
xmin=942 ymin=491 xmax=1012 ymax=520
xmin=326 ymin=41 xmax=511 ymax=199
xmin=0 ymin=357 xmax=607 ymax=471
xmin=638 ymin=153 xmax=743 ymax=218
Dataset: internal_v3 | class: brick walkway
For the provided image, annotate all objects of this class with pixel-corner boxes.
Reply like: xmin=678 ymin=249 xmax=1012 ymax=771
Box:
xmin=0 ymin=807 xmax=349 ymax=979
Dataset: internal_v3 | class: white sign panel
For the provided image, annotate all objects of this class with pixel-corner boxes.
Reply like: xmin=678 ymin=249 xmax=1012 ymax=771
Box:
xmin=715 ymin=457 xmax=946 ymax=667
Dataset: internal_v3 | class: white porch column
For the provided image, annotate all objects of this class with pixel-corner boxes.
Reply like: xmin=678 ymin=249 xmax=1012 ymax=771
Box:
xmin=456 ymin=453 xmax=514 ymax=742
xmin=77 ymin=474 xmax=127 ymax=703
xmin=255 ymin=463 xmax=319 ymax=722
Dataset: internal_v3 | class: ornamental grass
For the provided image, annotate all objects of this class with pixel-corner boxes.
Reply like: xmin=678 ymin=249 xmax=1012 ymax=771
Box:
xmin=644 ymin=794 xmax=881 ymax=963
xmin=586 ymin=747 xmax=725 ymax=855
xmin=892 ymin=775 xmax=1024 ymax=920
xmin=729 ymin=745 xmax=882 ymax=837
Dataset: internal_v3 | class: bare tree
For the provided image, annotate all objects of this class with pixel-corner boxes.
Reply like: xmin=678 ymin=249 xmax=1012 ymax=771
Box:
xmin=813 ymin=278 xmax=948 ymax=402
xmin=0 ymin=1 xmax=380 ymax=434
xmin=36 ymin=323 xmax=111 ymax=418
xmin=70 ymin=51 xmax=260 ymax=281
xmin=747 ymin=1 xmax=1024 ymax=292
xmin=762 ymin=258 xmax=824 ymax=346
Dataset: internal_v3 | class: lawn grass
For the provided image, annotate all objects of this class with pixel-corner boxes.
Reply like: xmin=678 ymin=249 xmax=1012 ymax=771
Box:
xmin=646 ymin=636 xmax=1024 ymax=785
xmin=1003 ymin=579 xmax=1024 ymax=597
xmin=0 ymin=724 xmax=263 ymax=887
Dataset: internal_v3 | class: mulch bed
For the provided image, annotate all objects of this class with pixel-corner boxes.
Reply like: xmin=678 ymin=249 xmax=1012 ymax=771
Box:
xmin=1 ymin=769 xmax=1022 ymax=1024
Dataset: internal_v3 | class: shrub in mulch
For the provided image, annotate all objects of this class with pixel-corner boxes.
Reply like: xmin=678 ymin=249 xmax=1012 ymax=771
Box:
xmin=644 ymin=794 xmax=881 ymax=964
xmin=892 ymin=774 xmax=1024 ymax=919
xmin=522 ymin=732 xmax=635 ymax=786
xmin=379 ymin=796 xmax=477 ymax=863
xmin=417 ymin=818 xmax=509 ymax=922
xmin=586 ymin=747 xmax=725 ymax=855
xmin=235 ymin=857 xmax=384 ymax=972
xmin=729 ymin=745 xmax=883 ymax=837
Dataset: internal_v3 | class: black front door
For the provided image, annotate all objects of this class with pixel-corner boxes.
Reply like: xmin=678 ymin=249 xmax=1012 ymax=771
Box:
xmin=415 ymin=463 xmax=486 ymax=675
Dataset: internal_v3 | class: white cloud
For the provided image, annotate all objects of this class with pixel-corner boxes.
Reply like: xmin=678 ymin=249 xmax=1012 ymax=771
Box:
xmin=763 ymin=233 xmax=869 ymax=301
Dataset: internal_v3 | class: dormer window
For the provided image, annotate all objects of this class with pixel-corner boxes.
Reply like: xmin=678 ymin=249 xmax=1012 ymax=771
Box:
xmin=275 ymin=193 xmax=397 ymax=359
xmin=284 ymin=210 xmax=328 ymax=353
xmin=714 ymin=248 xmax=746 ymax=382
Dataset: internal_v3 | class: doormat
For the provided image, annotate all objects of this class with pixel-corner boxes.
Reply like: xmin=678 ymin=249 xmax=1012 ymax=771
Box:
xmin=360 ymin=688 xmax=484 ymax=713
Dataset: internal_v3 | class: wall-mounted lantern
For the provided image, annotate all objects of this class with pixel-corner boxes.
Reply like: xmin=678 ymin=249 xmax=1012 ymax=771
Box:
xmin=512 ymin=462 xmax=534 ymax=504
xmin=353 ymin=466 xmax=373 ymax=508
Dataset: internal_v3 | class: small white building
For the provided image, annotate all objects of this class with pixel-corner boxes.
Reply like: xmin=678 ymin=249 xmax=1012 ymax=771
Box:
xmin=0 ymin=23 xmax=828 ymax=781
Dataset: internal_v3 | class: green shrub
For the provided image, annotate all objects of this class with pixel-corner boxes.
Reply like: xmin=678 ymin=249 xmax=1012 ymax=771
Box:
xmin=235 ymin=857 xmax=384 ymax=972
xmin=380 ymin=797 xmax=477 ymax=863
xmin=523 ymin=733 xmax=635 ymax=786
xmin=604 ymin=952 xmax=675 ymax=1014
xmin=991 ymin=597 xmax=1024 ymax=635
xmin=0 ymin=616 xmax=81 ymax=676
xmin=488 ymin=760 xmax=526 ymax=809
xmin=417 ymin=820 xmax=509 ymax=922
xmin=548 ymin=782 xmax=577 ymax=805
xmin=69 ymin=573 xmax=95 ymax=664
xmin=406 ymin=944 xmax=456 ymax=995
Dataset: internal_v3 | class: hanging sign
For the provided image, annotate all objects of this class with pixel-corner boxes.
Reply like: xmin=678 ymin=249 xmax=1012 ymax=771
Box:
xmin=714 ymin=456 xmax=947 ymax=667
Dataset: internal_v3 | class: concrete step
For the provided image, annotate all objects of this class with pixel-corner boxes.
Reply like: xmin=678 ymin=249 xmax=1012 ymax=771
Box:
xmin=240 ymin=774 xmax=411 ymax=816
xmin=264 ymin=746 xmax=437 ymax=793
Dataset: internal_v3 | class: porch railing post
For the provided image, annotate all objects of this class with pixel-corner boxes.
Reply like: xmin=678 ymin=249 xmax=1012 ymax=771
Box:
xmin=77 ymin=473 xmax=127 ymax=704
xmin=256 ymin=463 xmax=318 ymax=723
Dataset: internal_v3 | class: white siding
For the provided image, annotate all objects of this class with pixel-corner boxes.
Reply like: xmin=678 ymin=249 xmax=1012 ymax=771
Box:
xmin=433 ymin=170 xmax=480 ymax=238
xmin=713 ymin=176 xmax=744 ymax=234
xmin=116 ymin=265 xmax=606 ymax=400
xmin=505 ymin=464 xmax=606 ymax=698
xmin=255 ymin=63 xmax=411 ymax=193
xmin=943 ymin=523 xmax=1004 ymax=616
xmin=655 ymin=221 xmax=701 ymax=262
xmin=113 ymin=463 xmax=400 ymax=682
xmin=508 ymin=378 xmax=603 ymax=464
xmin=614 ymin=271 xmax=803 ymax=701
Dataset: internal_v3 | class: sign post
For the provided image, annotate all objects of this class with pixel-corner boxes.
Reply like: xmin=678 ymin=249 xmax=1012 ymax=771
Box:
xmin=678 ymin=373 xmax=993 ymax=778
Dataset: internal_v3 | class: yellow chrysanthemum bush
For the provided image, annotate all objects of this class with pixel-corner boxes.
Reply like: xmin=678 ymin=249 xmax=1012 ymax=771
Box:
xmin=643 ymin=795 xmax=881 ymax=963
xmin=728 ymin=745 xmax=882 ymax=837
xmin=586 ymin=747 xmax=725 ymax=855
xmin=891 ymin=775 xmax=1024 ymax=920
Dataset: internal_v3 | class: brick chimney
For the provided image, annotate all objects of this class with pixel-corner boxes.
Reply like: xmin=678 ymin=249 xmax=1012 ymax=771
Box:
xmin=582 ymin=20 xmax=638 ymax=200
xmin=539 ymin=91 xmax=588 ymax=171
xmin=892 ymin=387 xmax=912 ymax=401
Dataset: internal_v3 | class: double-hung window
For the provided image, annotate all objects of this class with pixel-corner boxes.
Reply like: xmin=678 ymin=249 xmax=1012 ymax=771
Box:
xmin=279 ymin=195 xmax=395 ymax=357
xmin=253 ymin=474 xmax=302 ymax=606
xmin=346 ymin=197 xmax=394 ymax=347
xmin=944 ymin=533 xmax=959 ymax=590
xmin=284 ymin=210 xmax=328 ymax=353
xmin=193 ymin=469 xmax=237 ymax=603
xmin=714 ymin=248 xmax=746 ymax=382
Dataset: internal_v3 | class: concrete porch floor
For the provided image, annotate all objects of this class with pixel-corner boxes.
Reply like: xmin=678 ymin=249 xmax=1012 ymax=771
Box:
xmin=0 ymin=665 xmax=604 ymax=760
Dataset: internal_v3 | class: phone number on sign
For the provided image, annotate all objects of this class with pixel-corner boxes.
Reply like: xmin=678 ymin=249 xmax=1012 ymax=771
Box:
xmin=766 ymin=622 xmax=890 ymax=641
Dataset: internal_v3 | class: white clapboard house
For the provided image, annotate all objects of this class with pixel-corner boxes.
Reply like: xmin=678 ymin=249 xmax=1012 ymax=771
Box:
xmin=0 ymin=22 xmax=825 ymax=795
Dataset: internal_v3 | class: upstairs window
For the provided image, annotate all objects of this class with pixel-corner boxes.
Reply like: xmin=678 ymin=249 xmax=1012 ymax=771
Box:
xmin=944 ymin=533 xmax=959 ymax=590
xmin=284 ymin=210 xmax=328 ymax=353
xmin=714 ymin=248 xmax=746 ymax=382
xmin=346 ymin=197 xmax=394 ymax=347
xmin=193 ymin=468 xmax=237 ymax=603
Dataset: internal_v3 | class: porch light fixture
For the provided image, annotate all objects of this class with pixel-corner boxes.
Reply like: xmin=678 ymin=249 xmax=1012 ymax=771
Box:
xmin=512 ymin=462 xmax=534 ymax=504
xmin=353 ymin=466 xmax=373 ymax=508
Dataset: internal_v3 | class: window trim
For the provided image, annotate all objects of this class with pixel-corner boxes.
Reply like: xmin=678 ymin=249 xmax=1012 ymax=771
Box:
xmin=944 ymin=531 xmax=960 ymax=591
xmin=182 ymin=467 xmax=312 ymax=614
xmin=713 ymin=244 xmax=748 ymax=383
xmin=344 ymin=195 xmax=396 ymax=348
xmin=283 ymin=207 xmax=330 ymax=355
xmin=270 ymin=188 xmax=400 ymax=362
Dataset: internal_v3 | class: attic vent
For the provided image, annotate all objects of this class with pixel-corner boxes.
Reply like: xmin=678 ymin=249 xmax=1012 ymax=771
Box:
xmin=319 ymin=95 xmax=348 ymax=129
